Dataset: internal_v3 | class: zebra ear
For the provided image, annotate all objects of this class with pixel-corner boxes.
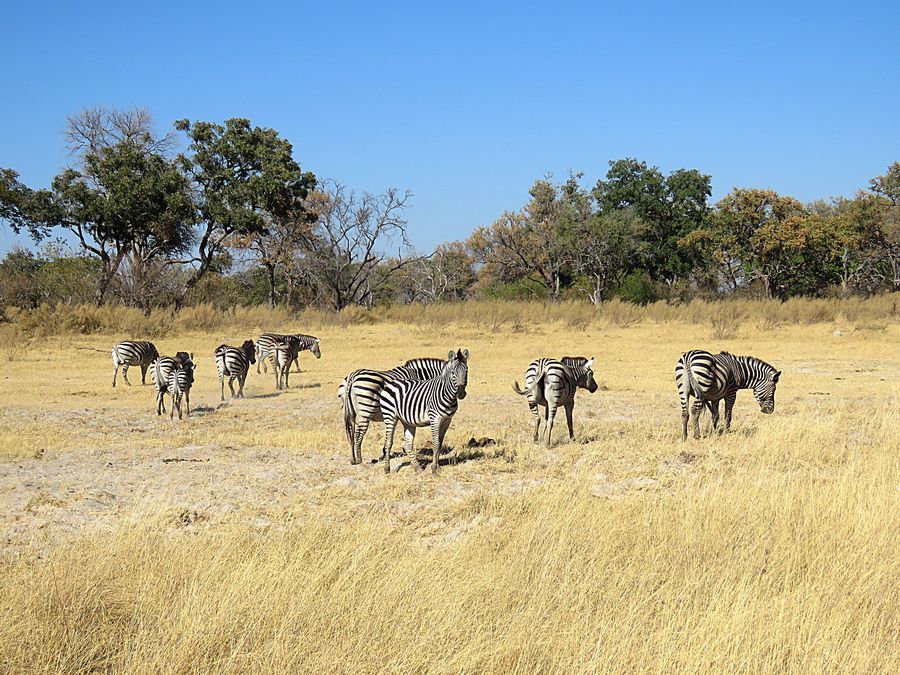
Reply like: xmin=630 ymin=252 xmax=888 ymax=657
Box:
xmin=190 ymin=352 xmax=194 ymax=361
xmin=448 ymin=350 xmax=455 ymax=361
xmin=772 ymin=371 xmax=781 ymax=383
xmin=586 ymin=357 xmax=595 ymax=368
xmin=460 ymin=348 xmax=469 ymax=361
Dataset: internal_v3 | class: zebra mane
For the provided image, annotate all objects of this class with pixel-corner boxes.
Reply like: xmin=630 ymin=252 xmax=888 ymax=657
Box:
xmin=561 ymin=356 xmax=589 ymax=367
xmin=719 ymin=351 xmax=777 ymax=374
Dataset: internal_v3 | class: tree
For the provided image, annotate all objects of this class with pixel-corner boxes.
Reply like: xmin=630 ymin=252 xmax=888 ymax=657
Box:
xmin=469 ymin=175 xmax=589 ymax=298
xmin=570 ymin=210 xmax=643 ymax=303
xmin=174 ymin=118 xmax=316 ymax=308
xmin=594 ymin=158 xmax=711 ymax=286
xmin=298 ymin=181 xmax=421 ymax=310
xmin=0 ymin=170 xmax=53 ymax=241
xmin=401 ymin=241 xmax=477 ymax=303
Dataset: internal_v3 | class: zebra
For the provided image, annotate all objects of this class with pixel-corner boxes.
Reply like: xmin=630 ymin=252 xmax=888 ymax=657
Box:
xmin=676 ymin=350 xmax=781 ymax=441
xmin=151 ymin=352 xmax=194 ymax=415
xmin=256 ymin=333 xmax=321 ymax=374
xmin=379 ymin=349 xmax=470 ymax=474
xmin=272 ymin=339 xmax=293 ymax=391
xmin=215 ymin=340 xmax=256 ymax=401
xmin=339 ymin=357 xmax=447 ymax=465
xmin=168 ymin=361 xmax=195 ymax=419
xmin=111 ymin=341 xmax=159 ymax=387
xmin=513 ymin=357 xmax=598 ymax=447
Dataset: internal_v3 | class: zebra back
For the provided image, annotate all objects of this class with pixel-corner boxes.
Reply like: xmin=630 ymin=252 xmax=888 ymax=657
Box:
xmin=113 ymin=341 xmax=159 ymax=366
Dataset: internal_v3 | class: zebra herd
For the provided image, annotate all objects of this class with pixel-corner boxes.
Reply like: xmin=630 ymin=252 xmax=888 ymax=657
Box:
xmin=111 ymin=336 xmax=782 ymax=471
xmin=110 ymin=333 xmax=322 ymax=419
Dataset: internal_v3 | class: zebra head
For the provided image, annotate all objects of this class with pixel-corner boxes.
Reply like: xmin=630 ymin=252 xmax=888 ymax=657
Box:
xmin=563 ymin=356 xmax=599 ymax=393
xmin=242 ymin=339 xmax=257 ymax=364
xmin=310 ymin=337 xmax=322 ymax=359
xmin=753 ymin=369 xmax=781 ymax=414
xmin=446 ymin=348 xmax=470 ymax=400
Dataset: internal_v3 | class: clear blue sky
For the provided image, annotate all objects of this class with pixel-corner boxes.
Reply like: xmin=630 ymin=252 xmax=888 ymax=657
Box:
xmin=1 ymin=0 xmax=898 ymax=253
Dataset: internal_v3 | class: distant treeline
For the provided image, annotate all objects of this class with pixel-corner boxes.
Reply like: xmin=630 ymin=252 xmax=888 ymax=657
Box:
xmin=1 ymin=107 xmax=898 ymax=312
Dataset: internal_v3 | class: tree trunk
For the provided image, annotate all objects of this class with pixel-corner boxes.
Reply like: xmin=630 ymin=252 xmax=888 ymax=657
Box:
xmin=266 ymin=263 xmax=277 ymax=309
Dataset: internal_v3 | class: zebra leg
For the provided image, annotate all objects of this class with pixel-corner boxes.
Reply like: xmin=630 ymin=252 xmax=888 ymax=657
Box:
xmin=274 ymin=367 xmax=280 ymax=391
xmin=122 ymin=365 xmax=132 ymax=386
xmin=353 ymin=421 xmax=369 ymax=465
xmin=438 ymin=416 xmax=453 ymax=465
xmin=724 ymin=392 xmax=736 ymax=432
xmin=294 ymin=355 xmax=301 ymax=373
xmin=709 ymin=400 xmax=721 ymax=434
xmin=690 ymin=400 xmax=704 ymax=439
xmin=383 ymin=415 xmax=398 ymax=474
xmin=430 ymin=417 xmax=443 ymax=473
xmin=545 ymin=404 xmax=558 ymax=448
xmin=140 ymin=364 xmax=149 ymax=385
xmin=283 ymin=366 xmax=290 ymax=389
xmin=237 ymin=373 xmax=247 ymax=398
xmin=220 ymin=376 xmax=226 ymax=402
xmin=227 ymin=376 xmax=236 ymax=399
xmin=112 ymin=362 xmax=119 ymax=387
xmin=157 ymin=390 xmax=165 ymax=415
xmin=565 ymin=402 xmax=575 ymax=441
xmin=529 ymin=401 xmax=541 ymax=443
xmin=256 ymin=348 xmax=262 ymax=374
xmin=681 ymin=394 xmax=690 ymax=441
xmin=170 ymin=394 xmax=177 ymax=420
xmin=185 ymin=390 xmax=190 ymax=417
xmin=403 ymin=425 xmax=420 ymax=471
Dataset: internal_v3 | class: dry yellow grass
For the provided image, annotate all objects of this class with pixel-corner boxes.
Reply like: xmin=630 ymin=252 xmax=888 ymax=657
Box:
xmin=0 ymin=308 xmax=898 ymax=672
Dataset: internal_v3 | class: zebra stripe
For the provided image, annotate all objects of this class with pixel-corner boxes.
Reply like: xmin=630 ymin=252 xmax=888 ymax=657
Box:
xmin=379 ymin=349 xmax=470 ymax=474
xmin=167 ymin=363 xmax=195 ymax=420
xmin=111 ymin=341 xmax=159 ymax=387
xmin=676 ymin=349 xmax=781 ymax=441
xmin=513 ymin=356 xmax=598 ymax=446
xmin=339 ymin=357 xmax=447 ymax=465
xmin=256 ymin=333 xmax=321 ymax=374
xmin=152 ymin=352 xmax=194 ymax=415
xmin=215 ymin=340 xmax=256 ymax=401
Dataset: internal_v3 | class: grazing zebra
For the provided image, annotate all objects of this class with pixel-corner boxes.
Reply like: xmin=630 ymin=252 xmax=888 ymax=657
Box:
xmin=513 ymin=357 xmax=598 ymax=447
xmin=168 ymin=361 xmax=195 ymax=419
xmin=256 ymin=333 xmax=321 ymax=374
xmin=111 ymin=341 xmax=159 ymax=387
xmin=151 ymin=352 xmax=194 ymax=415
xmin=339 ymin=357 xmax=447 ymax=465
xmin=272 ymin=339 xmax=293 ymax=391
xmin=676 ymin=350 xmax=781 ymax=441
xmin=215 ymin=340 xmax=256 ymax=401
xmin=379 ymin=349 xmax=470 ymax=474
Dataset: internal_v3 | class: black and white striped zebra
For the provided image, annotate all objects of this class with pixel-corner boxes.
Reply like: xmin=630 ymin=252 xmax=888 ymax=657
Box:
xmin=676 ymin=350 xmax=781 ymax=441
xmin=513 ymin=356 xmax=598 ymax=446
xmin=379 ymin=349 xmax=470 ymax=474
xmin=339 ymin=357 xmax=447 ymax=465
xmin=151 ymin=352 xmax=194 ymax=415
xmin=272 ymin=339 xmax=293 ymax=391
xmin=215 ymin=340 xmax=256 ymax=401
xmin=256 ymin=333 xmax=321 ymax=374
xmin=111 ymin=341 xmax=159 ymax=387
xmin=167 ymin=361 xmax=195 ymax=419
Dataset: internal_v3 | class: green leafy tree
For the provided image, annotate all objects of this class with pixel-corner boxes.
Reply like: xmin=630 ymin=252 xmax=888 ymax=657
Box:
xmin=570 ymin=210 xmax=643 ymax=303
xmin=594 ymin=158 xmax=711 ymax=286
xmin=174 ymin=118 xmax=317 ymax=308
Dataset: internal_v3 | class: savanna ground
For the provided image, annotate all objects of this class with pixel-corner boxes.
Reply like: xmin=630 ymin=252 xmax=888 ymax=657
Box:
xmin=0 ymin=299 xmax=898 ymax=673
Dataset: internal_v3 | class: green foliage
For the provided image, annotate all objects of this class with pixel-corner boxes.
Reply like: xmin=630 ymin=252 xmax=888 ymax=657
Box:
xmin=615 ymin=269 xmax=660 ymax=304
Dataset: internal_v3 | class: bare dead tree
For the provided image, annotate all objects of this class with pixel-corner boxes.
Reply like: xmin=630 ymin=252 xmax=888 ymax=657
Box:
xmin=301 ymin=180 xmax=426 ymax=310
xmin=64 ymin=106 xmax=176 ymax=159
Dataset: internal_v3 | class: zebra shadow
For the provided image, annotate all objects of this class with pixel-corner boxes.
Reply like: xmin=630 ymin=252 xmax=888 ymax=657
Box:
xmin=402 ymin=446 xmax=493 ymax=470
xmin=246 ymin=392 xmax=283 ymax=399
xmin=282 ymin=383 xmax=322 ymax=390
xmin=188 ymin=405 xmax=220 ymax=417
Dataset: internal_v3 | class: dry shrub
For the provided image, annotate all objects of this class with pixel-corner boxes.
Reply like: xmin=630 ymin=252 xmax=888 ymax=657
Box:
xmin=0 ymin=294 xmax=898 ymax=346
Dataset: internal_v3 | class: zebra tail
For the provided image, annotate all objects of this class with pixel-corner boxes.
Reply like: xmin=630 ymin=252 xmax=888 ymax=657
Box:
xmin=512 ymin=374 xmax=542 ymax=397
